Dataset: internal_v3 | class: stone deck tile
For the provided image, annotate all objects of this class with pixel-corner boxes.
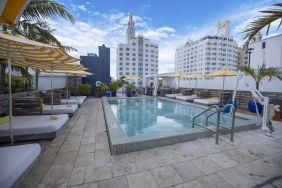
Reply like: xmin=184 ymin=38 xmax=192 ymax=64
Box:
xmin=18 ymin=99 xmax=282 ymax=188
xmin=151 ymin=166 xmax=183 ymax=187
xmin=126 ymin=171 xmax=159 ymax=188
xmin=98 ymin=176 xmax=129 ymax=188
xmin=172 ymin=161 xmax=205 ymax=182
xmin=193 ymin=157 xmax=223 ymax=175
xmin=197 ymin=173 xmax=233 ymax=188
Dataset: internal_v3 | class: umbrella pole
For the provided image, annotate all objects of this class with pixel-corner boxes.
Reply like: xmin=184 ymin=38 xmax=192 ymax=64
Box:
xmin=222 ymin=76 xmax=225 ymax=105
xmin=66 ymin=74 xmax=69 ymax=106
xmin=75 ymin=74 xmax=77 ymax=99
xmin=8 ymin=51 xmax=14 ymax=146
xmin=51 ymin=65 xmax=54 ymax=117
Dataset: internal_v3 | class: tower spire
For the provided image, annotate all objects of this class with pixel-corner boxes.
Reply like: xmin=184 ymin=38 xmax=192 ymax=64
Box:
xmin=126 ymin=13 xmax=135 ymax=43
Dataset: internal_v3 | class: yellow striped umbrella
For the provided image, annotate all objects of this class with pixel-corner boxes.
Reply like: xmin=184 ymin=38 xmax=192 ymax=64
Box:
xmin=206 ymin=68 xmax=237 ymax=104
xmin=0 ymin=32 xmax=79 ymax=145
xmin=0 ymin=32 xmax=79 ymax=64
xmin=0 ymin=0 xmax=30 ymax=25
xmin=182 ymin=73 xmax=205 ymax=89
xmin=123 ymin=75 xmax=141 ymax=81
xmin=166 ymin=72 xmax=187 ymax=89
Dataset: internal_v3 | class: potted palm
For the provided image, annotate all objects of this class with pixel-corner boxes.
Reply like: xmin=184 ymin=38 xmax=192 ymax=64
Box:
xmin=109 ymin=81 xmax=120 ymax=97
xmin=240 ymin=64 xmax=282 ymax=113
xmin=125 ymin=82 xmax=135 ymax=97
xmin=100 ymin=83 xmax=110 ymax=97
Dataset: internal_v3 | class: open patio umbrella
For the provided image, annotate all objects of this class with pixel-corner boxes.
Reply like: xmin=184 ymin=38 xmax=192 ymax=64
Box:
xmin=123 ymin=75 xmax=141 ymax=81
xmin=167 ymin=72 xmax=187 ymax=89
xmin=182 ymin=73 xmax=204 ymax=89
xmin=43 ymin=69 xmax=92 ymax=100
xmin=0 ymin=31 xmax=79 ymax=145
xmin=0 ymin=0 xmax=30 ymax=25
xmin=206 ymin=68 xmax=237 ymax=104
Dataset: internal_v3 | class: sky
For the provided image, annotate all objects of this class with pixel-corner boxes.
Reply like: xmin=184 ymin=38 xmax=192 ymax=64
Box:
xmin=52 ymin=0 xmax=282 ymax=78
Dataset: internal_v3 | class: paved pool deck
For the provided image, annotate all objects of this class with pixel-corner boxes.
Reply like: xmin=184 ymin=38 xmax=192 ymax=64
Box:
xmin=19 ymin=99 xmax=282 ymax=188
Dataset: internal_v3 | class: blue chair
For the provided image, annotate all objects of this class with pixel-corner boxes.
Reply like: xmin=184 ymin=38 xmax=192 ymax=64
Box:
xmin=221 ymin=99 xmax=237 ymax=113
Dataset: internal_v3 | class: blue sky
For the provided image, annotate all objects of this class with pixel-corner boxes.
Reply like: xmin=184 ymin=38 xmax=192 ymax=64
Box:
xmin=52 ymin=0 xmax=281 ymax=77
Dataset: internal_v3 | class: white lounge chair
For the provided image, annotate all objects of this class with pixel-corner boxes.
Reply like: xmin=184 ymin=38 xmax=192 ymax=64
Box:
xmin=61 ymin=98 xmax=84 ymax=105
xmin=0 ymin=114 xmax=69 ymax=141
xmin=193 ymin=98 xmax=220 ymax=106
xmin=0 ymin=144 xmax=41 ymax=188
xmin=42 ymin=104 xmax=78 ymax=117
xmin=176 ymin=95 xmax=198 ymax=101
xmin=70 ymin=96 xmax=86 ymax=102
xmin=165 ymin=93 xmax=182 ymax=98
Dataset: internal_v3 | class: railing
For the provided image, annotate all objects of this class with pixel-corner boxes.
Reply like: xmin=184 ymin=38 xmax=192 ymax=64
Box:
xmin=192 ymin=104 xmax=236 ymax=144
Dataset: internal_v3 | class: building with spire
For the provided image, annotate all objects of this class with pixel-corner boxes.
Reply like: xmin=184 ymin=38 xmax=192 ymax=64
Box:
xmin=116 ymin=13 xmax=159 ymax=87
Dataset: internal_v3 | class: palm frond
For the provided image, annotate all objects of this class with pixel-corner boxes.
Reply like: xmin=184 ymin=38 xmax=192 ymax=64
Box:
xmin=239 ymin=66 xmax=256 ymax=79
xmin=242 ymin=3 xmax=282 ymax=46
xmin=23 ymin=0 xmax=74 ymax=23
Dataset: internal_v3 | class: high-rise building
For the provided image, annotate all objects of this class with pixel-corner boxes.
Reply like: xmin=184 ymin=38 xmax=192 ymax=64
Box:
xmin=80 ymin=44 xmax=110 ymax=95
xmin=116 ymin=13 xmax=159 ymax=87
xmin=175 ymin=20 xmax=238 ymax=74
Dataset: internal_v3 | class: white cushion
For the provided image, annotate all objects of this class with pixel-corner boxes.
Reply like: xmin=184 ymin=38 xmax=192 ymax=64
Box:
xmin=194 ymin=98 xmax=220 ymax=105
xmin=42 ymin=104 xmax=78 ymax=114
xmin=0 ymin=114 xmax=69 ymax=137
xmin=61 ymin=98 xmax=83 ymax=105
xmin=0 ymin=144 xmax=41 ymax=188
xmin=176 ymin=95 xmax=198 ymax=101
xmin=165 ymin=94 xmax=181 ymax=98
xmin=70 ymin=96 xmax=86 ymax=101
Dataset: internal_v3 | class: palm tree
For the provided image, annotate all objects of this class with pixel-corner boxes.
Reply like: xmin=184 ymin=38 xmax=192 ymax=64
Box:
xmin=0 ymin=0 xmax=76 ymax=92
xmin=240 ymin=64 xmax=282 ymax=90
xmin=243 ymin=3 xmax=282 ymax=46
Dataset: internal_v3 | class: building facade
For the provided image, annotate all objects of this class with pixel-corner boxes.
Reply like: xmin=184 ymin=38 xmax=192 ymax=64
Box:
xmin=175 ymin=20 xmax=238 ymax=74
xmin=238 ymin=32 xmax=263 ymax=68
xmin=80 ymin=44 xmax=110 ymax=95
xmin=116 ymin=13 xmax=159 ymax=87
xmin=248 ymin=34 xmax=282 ymax=69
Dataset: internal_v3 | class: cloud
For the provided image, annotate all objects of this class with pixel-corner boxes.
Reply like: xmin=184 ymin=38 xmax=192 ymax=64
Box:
xmin=52 ymin=1 xmax=282 ymax=78
xmin=77 ymin=5 xmax=87 ymax=12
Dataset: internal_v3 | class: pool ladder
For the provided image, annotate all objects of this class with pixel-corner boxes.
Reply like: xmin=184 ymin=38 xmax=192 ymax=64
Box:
xmin=192 ymin=104 xmax=236 ymax=144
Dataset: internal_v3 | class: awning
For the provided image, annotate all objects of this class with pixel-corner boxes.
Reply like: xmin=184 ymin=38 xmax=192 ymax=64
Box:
xmin=0 ymin=0 xmax=30 ymax=25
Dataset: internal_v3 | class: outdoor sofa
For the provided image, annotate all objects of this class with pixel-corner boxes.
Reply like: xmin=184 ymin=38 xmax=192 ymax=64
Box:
xmin=0 ymin=144 xmax=41 ymax=188
xmin=0 ymin=114 xmax=69 ymax=142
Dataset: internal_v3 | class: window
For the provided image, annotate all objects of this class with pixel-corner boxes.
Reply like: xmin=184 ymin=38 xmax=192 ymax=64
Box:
xmin=262 ymin=42 xmax=266 ymax=49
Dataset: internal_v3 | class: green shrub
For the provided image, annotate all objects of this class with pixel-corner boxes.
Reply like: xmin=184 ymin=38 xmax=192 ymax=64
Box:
xmin=4 ymin=75 xmax=33 ymax=93
xmin=109 ymin=81 xmax=120 ymax=92
xmin=77 ymin=84 xmax=91 ymax=95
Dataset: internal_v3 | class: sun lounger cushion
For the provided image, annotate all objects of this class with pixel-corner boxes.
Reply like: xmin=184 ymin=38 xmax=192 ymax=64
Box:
xmin=61 ymin=98 xmax=84 ymax=105
xmin=70 ymin=96 xmax=86 ymax=101
xmin=0 ymin=114 xmax=69 ymax=137
xmin=176 ymin=95 xmax=198 ymax=101
xmin=194 ymin=98 xmax=220 ymax=105
xmin=0 ymin=144 xmax=41 ymax=188
xmin=42 ymin=104 xmax=78 ymax=115
xmin=165 ymin=94 xmax=181 ymax=98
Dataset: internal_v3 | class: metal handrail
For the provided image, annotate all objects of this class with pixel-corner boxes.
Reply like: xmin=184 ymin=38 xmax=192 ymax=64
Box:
xmin=192 ymin=105 xmax=219 ymax=128
xmin=192 ymin=104 xmax=236 ymax=144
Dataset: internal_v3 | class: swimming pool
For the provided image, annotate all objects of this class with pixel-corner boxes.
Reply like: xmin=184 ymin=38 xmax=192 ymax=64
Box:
xmin=103 ymin=97 xmax=258 ymax=154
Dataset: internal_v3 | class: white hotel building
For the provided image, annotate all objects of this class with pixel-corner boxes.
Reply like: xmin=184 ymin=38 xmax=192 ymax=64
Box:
xmin=116 ymin=13 xmax=159 ymax=87
xmin=175 ymin=20 xmax=238 ymax=75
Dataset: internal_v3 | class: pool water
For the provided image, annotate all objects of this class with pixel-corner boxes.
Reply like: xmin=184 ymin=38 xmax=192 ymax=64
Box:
xmin=107 ymin=98 xmax=247 ymax=137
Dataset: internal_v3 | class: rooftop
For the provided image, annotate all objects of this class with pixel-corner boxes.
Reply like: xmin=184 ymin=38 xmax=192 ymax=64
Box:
xmin=17 ymin=98 xmax=282 ymax=188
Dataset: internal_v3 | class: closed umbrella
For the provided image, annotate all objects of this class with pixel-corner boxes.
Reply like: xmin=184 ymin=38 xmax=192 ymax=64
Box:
xmin=0 ymin=0 xmax=30 ymax=25
xmin=0 ymin=32 xmax=79 ymax=145
xmin=207 ymin=68 xmax=237 ymax=104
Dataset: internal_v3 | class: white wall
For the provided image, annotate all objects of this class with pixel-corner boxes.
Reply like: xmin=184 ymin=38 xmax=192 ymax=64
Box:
xmin=36 ymin=75 xmax=66 ymax=91
xmin=249 ymin=34 xmax=282 ymax=68
xmin=179 ymin=76 xmax=282 ymax=92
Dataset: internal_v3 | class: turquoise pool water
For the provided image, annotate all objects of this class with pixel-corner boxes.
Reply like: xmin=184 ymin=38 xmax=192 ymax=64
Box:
xmin=107 ymin=97 xmax=247 ymax=137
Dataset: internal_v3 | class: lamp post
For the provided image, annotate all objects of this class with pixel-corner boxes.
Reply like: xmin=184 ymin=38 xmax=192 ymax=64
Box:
xmin=247 ymin=48 xmax=254 ymax=68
